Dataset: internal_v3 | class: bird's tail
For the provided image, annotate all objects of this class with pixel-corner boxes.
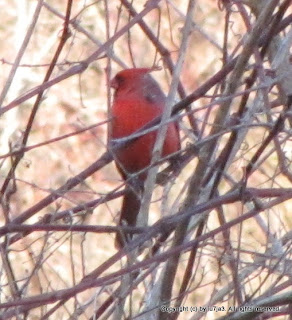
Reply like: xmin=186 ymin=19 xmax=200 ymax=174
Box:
xmin=115 ymin=186 xmax=142 ymax=249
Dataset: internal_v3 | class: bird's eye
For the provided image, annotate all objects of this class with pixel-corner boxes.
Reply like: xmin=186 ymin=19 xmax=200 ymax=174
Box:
xmin=115 ymin=74 xmax=124 ymax=84
xmin=111 ymin=74 xmax=125 ymax=89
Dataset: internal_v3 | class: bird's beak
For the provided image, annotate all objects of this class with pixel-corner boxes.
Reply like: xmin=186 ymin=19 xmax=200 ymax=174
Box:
xmin=110 ymin=78 xmax=118 ymax=89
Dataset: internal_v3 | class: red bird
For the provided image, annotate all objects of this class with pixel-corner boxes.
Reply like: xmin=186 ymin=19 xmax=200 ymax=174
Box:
xmin=110 ymin=68 xmax=180 ymax=248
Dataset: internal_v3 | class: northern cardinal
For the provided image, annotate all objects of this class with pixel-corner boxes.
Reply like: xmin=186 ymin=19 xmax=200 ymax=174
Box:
xmin=110 ymin=68 xmax=180 ymax=248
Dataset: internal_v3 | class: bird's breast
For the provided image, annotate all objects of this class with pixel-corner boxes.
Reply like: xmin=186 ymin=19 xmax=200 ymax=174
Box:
xmin=111 ymin=98 xmax=163 ymax=138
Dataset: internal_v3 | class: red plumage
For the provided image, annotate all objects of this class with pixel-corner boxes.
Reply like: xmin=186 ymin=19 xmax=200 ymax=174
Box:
xmin=110 ymin=68 xmax=180 ymax=248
